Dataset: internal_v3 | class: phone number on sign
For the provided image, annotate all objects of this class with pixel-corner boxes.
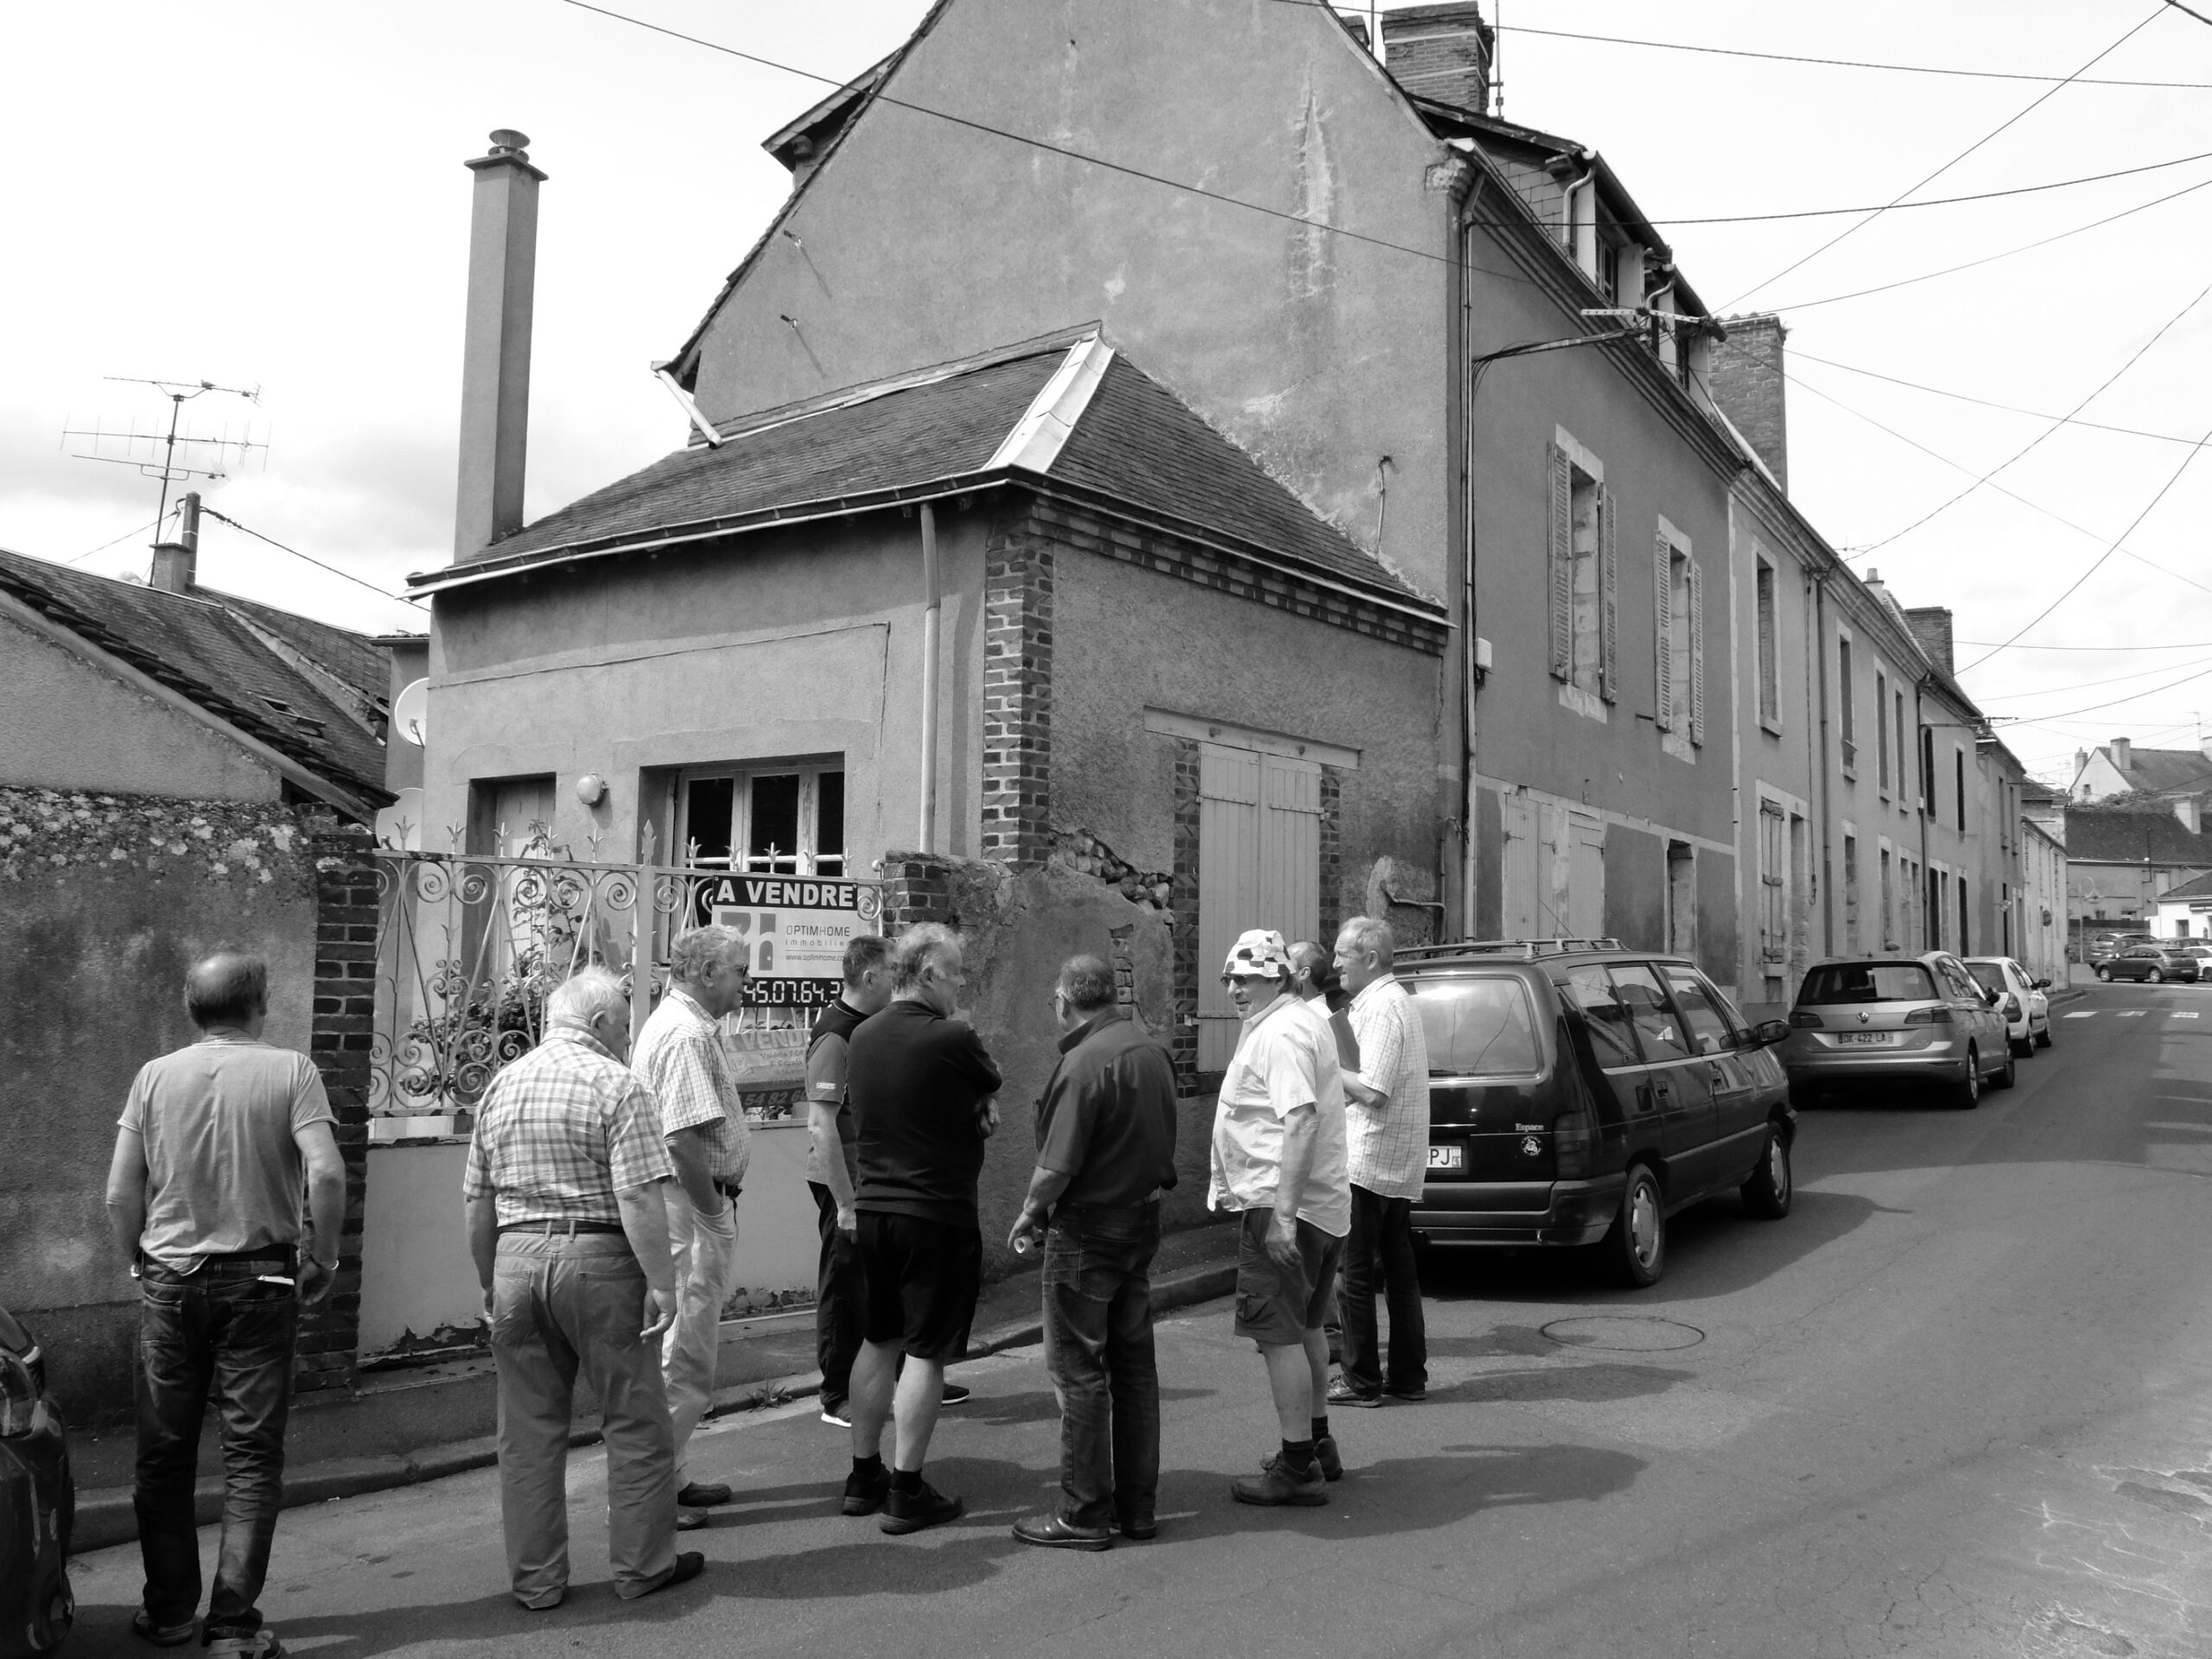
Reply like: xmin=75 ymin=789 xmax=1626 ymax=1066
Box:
xmin=740 ymin=977 xmax=843 ymax=1007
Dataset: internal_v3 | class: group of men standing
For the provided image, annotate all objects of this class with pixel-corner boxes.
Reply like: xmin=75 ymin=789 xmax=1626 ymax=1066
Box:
xmin=102 ymin=909 xmax=1431 ymax=1639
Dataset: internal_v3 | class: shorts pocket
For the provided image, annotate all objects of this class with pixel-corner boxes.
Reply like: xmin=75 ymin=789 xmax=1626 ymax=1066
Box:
xmin=1236 ymin=1294 xmax=1274 ymax=1327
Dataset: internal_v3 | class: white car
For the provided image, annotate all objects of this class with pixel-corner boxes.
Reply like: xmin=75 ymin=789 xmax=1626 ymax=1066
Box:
xmin=1963 ymin=957 xmax=2052 ymax=1057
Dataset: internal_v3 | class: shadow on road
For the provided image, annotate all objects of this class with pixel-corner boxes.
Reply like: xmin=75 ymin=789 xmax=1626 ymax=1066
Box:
xmin=952 ymin=1384 xmax=1214 ymax=1430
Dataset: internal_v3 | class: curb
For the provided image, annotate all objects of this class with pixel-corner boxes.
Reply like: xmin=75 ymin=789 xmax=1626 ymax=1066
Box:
xmin=67 ymin=1259 xmax=1237 ymax=1556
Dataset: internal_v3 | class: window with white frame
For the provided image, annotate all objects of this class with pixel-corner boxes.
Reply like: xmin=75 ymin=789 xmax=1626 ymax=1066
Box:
xmin=1755 ymin=555 xmax=1779 ymax=728
xmin=1547 ymin=431 xmax=1618 ymax=709
xmin=1653 ymin=520 xmax=1703 ymax=747
xmin=676 ymin=763 xmax=847 ymax=880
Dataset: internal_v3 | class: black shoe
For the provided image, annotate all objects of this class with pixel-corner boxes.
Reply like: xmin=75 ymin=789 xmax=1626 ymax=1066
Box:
xmin=940 ymin=1382 xmax=972 ymax=1406
xmin=1231 ymin=1454 xmax=1326 ymax=1507
xmin=1013 ymin=1513 xmax=1113 ymax=1551
xmin=842 ymin=1463 xmax=892 ymax=1516
xmin=627 ymin=1552 xmax=704 ymax=1599
xmin=1315 ymin=1433 xmax=1344 ymax=1482
xmin=676 ymin=1480 xmax=731 ymax=1507
xmin=1116 ymin=1513 xmax=1159 ymax=1541
xmin=880 ymin=1478 xmax=965 ymax=1535
xmin=1383 ymin=1384 xmax=1427 ymax=1403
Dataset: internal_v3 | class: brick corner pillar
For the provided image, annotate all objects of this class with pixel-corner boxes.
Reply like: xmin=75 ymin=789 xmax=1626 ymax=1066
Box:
xmin=1169 ymin=738 xmax=1204 ymax=1093
xmin=980 ymin=509 xmax=1054 ymax=869
xmin=297 ymin=821 xmax=381 ymax=1396
xmin=880 ymin=853 xmax=959 ymax=932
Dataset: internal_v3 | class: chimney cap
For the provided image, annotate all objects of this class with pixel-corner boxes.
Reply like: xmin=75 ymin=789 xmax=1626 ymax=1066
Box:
xmin=487 ymin=129 xmax=531 ymax=156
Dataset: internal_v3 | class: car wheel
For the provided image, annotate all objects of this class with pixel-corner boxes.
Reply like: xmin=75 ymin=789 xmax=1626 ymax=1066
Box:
xmin=2148 ymin=969 xmax=2164 ymax=984
xmin=1740 ymin=1124 xmax=1793 ymax=1219
xmin=2036 ymin=1023 xmax=2053 ymax=1049
xmin=2096 ymin=967 xmax=2113 ymax=982
xmin=1789 ymin=1081 xmax=1823 ymax=1113
xmin=1993 ymin=1046 xmax=2017 ymax=1090
xmin=2010 ymin=1034 xmax=2033 ymax=1058
xmin=1953 ymin=1046 xmax=1982 ymax=1109
xmin=1603 ymin=1163 xmax=1666 ymax=1288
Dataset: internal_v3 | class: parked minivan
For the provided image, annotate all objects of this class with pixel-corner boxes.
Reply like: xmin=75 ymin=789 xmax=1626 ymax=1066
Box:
xmin=1404 ymin=940 xmax=1796 ymax=1289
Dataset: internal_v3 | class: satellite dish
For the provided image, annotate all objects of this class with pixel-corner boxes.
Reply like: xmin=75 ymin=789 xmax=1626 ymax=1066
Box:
xmin=391 ymin=678 xmax=428 ymax=747
xmin=374 ymin=787 xmax=424 ymax=853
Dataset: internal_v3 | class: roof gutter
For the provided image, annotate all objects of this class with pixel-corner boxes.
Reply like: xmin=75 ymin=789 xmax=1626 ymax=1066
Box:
xmin=0 ymin=586 xmax=383 ymax=823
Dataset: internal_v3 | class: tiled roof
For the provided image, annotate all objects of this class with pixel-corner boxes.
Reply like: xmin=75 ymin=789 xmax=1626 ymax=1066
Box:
xmin=2063 ymin=802 xmax=2212 ymax=866
xmin=0 ymin=547 xmax=387 ymax=807
xmin=208 ymin=588 xmax=393 ymax=714
xmin=2160 ymin=869 xmax=2212 ymax=901
xmin=421 ymin=337 xmax=1435 ymax=613
xmin=2107 ymin=746 xmax=2212 ymax=796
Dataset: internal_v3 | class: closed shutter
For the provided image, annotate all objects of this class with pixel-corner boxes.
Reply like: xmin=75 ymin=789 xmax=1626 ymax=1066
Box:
xmin=1759 ymin=803 xmax=1787 ymax=963
xmin=1653 ymin=532 xmax=1674 ymax=730
xmin=1687 ymin=556 xmax=1706 ymax=746
xmin=1500 ymin=793 xmax=1541 ymax=938
xmin=1260 ymin=753 xmax=1322 ymax=952
xmin=1568 ymin=814 xmax=1606 ymax=938
xmin=1196 ymin=744 xmax=1320 ymax=1071
xmin=1548 ymin=444 xmax=1573 ymax=680
xmin=1598 ymin=483 xmax=1619 ymax=702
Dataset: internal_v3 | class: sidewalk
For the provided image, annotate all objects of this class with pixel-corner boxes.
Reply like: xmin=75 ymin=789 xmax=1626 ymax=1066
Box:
xmin=68 ymin=1217 xmax=1239 ymax=1554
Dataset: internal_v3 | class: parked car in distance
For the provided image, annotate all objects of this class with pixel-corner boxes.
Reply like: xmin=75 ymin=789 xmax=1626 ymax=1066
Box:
xmin=1403 ymin=939 xmax=1796 ymax=1290
xmin=2085 ymin=931 xmax=2152 ymax=964
xmin=2096 ymin=944 xmax=2202 ymax=984
xmin=1962 ymin=956 xmax=2054 ymax=1056
xmin=0 ymin=1303 xmax=73 ymax=1656
xmin=1777 ymin=953 xmax=2014 ymax=1109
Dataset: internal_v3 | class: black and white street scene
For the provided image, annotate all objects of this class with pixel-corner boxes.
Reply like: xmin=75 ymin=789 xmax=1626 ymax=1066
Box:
xmin=8 ymin=3 xmax=2212 ymax=1655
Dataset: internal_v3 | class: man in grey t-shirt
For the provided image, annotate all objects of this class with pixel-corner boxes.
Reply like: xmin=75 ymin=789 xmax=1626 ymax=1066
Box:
xmin=105 ymin=951 xmax=346 ymax=1656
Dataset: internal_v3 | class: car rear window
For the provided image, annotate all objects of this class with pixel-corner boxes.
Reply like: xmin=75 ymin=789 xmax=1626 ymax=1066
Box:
xmin=1964 ymin=962 xmax=2006 ymax=996
xmin=1407 ymin=977 xmax=1541 ymax=1077
xmin=1799 ymin=963 xmax=1936 ymax=1004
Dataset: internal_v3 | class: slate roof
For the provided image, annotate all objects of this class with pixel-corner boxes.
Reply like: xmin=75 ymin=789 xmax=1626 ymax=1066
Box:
xmin=0 ymin=546 xmax=388 ymax=808
xmin=416 ymin=337 xmax=1437 ymax=615
xmin=2158 ymin=870 xmax=2212 ymax=901
xmin=2102 ymin=745 xmax=2212 ymax=797
xmin=2063 ymin=802 xmax=2212 ymax=867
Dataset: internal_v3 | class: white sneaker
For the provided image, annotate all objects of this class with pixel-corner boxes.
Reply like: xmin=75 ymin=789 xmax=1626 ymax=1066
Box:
xmin=820 ymin=1401 xmax=854 ymax=1427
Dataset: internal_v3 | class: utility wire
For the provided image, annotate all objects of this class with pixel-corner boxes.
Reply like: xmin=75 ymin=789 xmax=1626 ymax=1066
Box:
xmin=1857 ymin=272 xmax=2212 ymax=553
xmin=65 ymin=517 xmax=161 ymax=566
xmin=2164 ymin=0 xmax=2212 ymax=27
xmin=1980 ymin=651 xmax=2212 ymax=702
xmin=1722 ymin=6 xmax=2167 ymax=309
xmin=1956 ymin=639 xmax=2212 ymax=652
xmin=199 ymin=507 xmax=424 ymax=607
xmin=1992 ymin=658 xmax=2212 ymax=723
xmin=1790 ymin=348 xmax=2208 ymax=447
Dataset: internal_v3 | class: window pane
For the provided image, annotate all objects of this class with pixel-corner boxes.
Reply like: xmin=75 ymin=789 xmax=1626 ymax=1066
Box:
xmin=683 ymin=777 xmax=734 ymax=868
xmin=1607 ymin=963 xmax=1694 ymax=1061
xmin=747 ymin=774 xmax=801 ymax=874
xmin=1800 ymin=963 xmax=1936 ymax=1003
xmin=816 ymin=770 xmax=846 ymax=874
xmin=1408 ymin=976 xmax=1540 ymax=1077
xmin=1964 ymin=962 xmax=2005 ymax=996
xmin=1660 ymin=967 xmax=1733 ymax=1056
xmin=1558 ymin=964 xmax=1641 ymax=1068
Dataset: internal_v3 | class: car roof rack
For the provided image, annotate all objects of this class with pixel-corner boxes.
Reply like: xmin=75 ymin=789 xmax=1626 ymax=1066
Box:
xmin=1397 ymin=938 xmax=1627 ymax=962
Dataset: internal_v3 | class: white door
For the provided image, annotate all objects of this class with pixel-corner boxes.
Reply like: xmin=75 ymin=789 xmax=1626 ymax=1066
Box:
xmin=1500 ymin=793 xmax=1541 ymax=939
xmin=1197 ymin=742 xmax=1320 ymax=1070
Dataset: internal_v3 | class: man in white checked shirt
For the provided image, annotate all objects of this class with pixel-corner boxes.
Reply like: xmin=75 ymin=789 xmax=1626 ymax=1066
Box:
xmin=1326 ymin=917 xmax=1433 ymax=1408
xmin=630 ymin=925 xmax=753 ymax=1518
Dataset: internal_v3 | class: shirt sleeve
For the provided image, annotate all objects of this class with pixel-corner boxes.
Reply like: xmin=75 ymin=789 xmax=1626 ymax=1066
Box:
xmin=1354 ymin=998 xmax=1406 ymax=1103
xmin=649 ymin=1029 xmax=728 ymax=1136
xmin=289 ymin=1056 xmax=339 ymax=1132
xmin=1262 ymin=1024 xmax=1321 ymax=1120
xmin=804 ymin=1031 xmax=849 ymax=1106
xmin=118 ymin=1065 xmax=149 ymax=1134
xmin=461 ymin=1107 xmax=492 ymax=1198
xmin=950 ymin=1021 xmax=1003 ymax=1095
xmin=1034 ymin=1068 xmax=1091 ymax=1177
xmin=607 ymin=1077 xmax=677 ymax=1192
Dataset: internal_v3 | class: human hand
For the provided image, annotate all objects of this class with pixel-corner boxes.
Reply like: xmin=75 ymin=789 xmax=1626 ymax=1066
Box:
xmin=977 ymin=1097 xmax=1001 ymax=1138
xmin=480 ymin=1283 xmax=497 ymax=1325
xmin=1007 ymin=1211 xmax=1041 ymax=1255
xmin=1263 ymin=1212 xmax=1303 ymax=1271
xmin=296 ymin=1256 xmax=335 ymax=1308
xmin=640 ymin=1286 xmax=678 ymax=1342
xmin=836 ymin=1205 xmax=858 ymax=1239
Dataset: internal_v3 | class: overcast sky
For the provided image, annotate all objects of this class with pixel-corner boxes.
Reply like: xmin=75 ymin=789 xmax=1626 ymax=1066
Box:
xmin=5 ymin=0 xmax=2209 ymax=784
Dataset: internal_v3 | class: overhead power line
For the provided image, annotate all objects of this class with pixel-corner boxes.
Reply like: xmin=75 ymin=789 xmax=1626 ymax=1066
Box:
xmin=1956 ymin=639 xmax=2212 ymax=652
xmin=1993 ymin=659 xmax=2212 ymax=723
xmin=198 ymin=507 xmax=424 ymax=607
xmin=66 ymin=517 xmax=161 ymax=566
xmin=1980 ymin=651 xmax=2212 ymax=702
xmin=1790 ymin=349 xmax=2209 ymax=447
xmin=1722 ymin=6 xmax=2168 ymax=308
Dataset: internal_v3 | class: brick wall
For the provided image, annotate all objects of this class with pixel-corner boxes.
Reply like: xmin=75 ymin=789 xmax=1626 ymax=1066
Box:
xmin=1707 ymin=314 xmax=1789 ymax=492
xmin=1169 ymin=737 xmax=1204 ymax=1091
xmin=1319 ymin=766 xmax=1344 ymax=946
xmin=981 ymin=509 xmax=1055 ymax=868
xmin=300 ymin=822 xmax=378 ymax=1395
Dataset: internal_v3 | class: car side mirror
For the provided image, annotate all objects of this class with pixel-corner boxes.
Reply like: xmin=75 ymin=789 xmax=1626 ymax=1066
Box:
xmin=2033 ymin=977 xmax=2051 ymax=989
xmin=1745 ymin=1019 xmax=1790 ymax=1048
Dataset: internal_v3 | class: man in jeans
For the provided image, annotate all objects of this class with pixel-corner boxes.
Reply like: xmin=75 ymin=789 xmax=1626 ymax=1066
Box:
xmin=104 ymin=950 xmax=346 ymax=1656
xmin=804 ymin=932 xmax=893 ymax=1426
xmin=1326 ymin=916 xmax=1433 ymax=1408
xmin=631 ymin=925 xmax=751 ymax=1520
xmin=1007 ymin=956 xmax=1179 ymax=1550
xmin=463 ymin=967 xmax=702 ymax=1608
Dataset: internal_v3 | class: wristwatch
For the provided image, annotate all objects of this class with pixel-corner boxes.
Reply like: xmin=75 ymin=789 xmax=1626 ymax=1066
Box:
xmin=309 ymin=1255 xmax=337 ymax=1272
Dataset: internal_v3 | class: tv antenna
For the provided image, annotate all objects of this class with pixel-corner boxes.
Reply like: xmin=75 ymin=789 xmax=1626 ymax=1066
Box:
xmin=63 ymin=377 xmax=268 ymax=559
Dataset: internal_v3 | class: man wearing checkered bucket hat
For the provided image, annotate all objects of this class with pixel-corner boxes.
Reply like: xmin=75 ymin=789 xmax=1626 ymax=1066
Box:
xmin=1207 ymin=929 xmax=1354 ymax=1506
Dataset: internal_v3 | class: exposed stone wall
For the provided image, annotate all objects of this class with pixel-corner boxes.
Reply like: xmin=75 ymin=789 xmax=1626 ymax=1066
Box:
xmin=980 ymin=509 xmax=1054 ymax=868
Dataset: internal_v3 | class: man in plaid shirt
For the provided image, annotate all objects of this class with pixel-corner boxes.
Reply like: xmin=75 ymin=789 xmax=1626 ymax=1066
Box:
xmin=1327 ymin=917 xmax=1433 ymax=1408
xmin=630 ymin=925 xmax=753 ymax=1517
xmin=462 ymin=967 xmax=702 ymax=1609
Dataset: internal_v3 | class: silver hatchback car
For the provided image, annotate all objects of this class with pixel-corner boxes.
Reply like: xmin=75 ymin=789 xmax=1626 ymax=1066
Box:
xmin=1777 ymin=953 xmax=2014 ymax=1109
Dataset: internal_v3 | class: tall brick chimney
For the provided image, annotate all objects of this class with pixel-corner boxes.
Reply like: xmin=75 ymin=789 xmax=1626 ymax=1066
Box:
xmin=454 ymin=130 xmax=545 ymax=562
xmin=1905 ymin=607 xmax=1955 ymax=677
xmin=1381 ymin=3 xmax=1492 ymax=114
xmin=1707 ymin=314 xmax=1789 ymax=492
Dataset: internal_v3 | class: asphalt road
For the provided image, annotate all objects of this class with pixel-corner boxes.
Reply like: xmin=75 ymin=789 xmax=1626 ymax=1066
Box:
xmin=62 ymin=980 xmax=2212 ymax=1658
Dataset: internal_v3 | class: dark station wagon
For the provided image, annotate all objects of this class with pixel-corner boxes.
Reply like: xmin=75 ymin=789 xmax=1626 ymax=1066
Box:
xmin=1403 ymin=940 xmax=1796 ymax=1287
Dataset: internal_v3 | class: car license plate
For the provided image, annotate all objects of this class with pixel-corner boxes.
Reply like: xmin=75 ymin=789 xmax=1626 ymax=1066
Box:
xmin=1838 ymin=1032 xmax=1891 ymax=1046
xmin=1427 ymin=1144 xmax=1464 ymax=1170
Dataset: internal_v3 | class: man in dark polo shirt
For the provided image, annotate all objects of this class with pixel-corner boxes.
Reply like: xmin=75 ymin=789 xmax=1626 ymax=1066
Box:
xmin=804 ymin=932 xmax=894 ymax=1427
xmin=841 ymin=923 xmax=1001 ymax=1535
xmin=1007 ymin=956 xmax=1179 ymax=1550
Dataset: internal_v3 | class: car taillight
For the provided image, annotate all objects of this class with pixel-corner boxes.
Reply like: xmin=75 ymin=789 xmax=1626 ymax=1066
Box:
xmin=1789 ymin=1010 xmax=1822 ymax=1028
xmin=2003 ymin=995 xmax=2020 ymax=1019
xmin=0 ymin=1352 xmax=36 ymax=1439
xmin=1554 ymin=1107 xmax=1594 ymax=1179
xmin=1902 ymin=1006 xmax=1953 ymax=1027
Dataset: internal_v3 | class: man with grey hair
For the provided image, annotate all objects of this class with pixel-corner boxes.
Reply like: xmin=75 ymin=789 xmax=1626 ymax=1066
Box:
xmin=841 ymin=923 xmax=1001 ymax=1534
xmin=1328 ymin=916 xmax=1433 ymax=1407
xmin=1007 ymin=953 xmax=1179 ymax=1549
xmin=463 ymin=966 xmax=702 ymax=1608
xmin=630 ymin=925 xmax=751 ymax=1516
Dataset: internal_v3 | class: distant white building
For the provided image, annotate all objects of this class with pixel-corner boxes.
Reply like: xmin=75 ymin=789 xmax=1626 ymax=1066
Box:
xmin=2152 ymin=870 xmax=2212 ymax=940
xmin=2069 ymin=736 xmax=2212 ymax=804
xmin=2019 ymin=814 xmax=2067 ymax=981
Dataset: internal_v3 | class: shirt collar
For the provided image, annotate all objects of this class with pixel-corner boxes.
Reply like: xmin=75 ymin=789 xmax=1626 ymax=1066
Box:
xmin=1239 ymin=989 xmax=1299 ymax=1040
xmin=544 ymin=1025 xmax=617 ymax=1062
xmin=195 ymin=1026 xmax=258 ymax=1045
xmin=1057 ymin=1007 xmax=1123 ymax=1054
xmin=1350 ymin=975 xmax=1397 ymax=1010
xmin=667 ymin=985 xmax=715 ymax=1023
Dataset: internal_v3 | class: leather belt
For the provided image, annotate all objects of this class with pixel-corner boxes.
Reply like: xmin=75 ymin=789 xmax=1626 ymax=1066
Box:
xmin=714 ymin=1180 xmax=743 ymax=1200
xmin=498 ymin=1219 xmax=625 ymax=1236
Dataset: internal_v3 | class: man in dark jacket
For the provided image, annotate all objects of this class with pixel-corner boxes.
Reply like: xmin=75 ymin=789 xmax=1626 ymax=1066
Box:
xmin=1007 ymin=956 xmax=1179 ymax=1549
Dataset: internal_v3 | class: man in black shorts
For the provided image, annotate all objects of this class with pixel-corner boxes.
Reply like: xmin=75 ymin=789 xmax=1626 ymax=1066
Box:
xmin=841 ymin=923 xmax=1001 ymax=1534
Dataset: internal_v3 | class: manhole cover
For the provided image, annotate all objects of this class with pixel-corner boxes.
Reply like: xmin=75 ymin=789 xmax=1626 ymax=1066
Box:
xmin=1539 ymin=1315 xmax=1706 ymax=1352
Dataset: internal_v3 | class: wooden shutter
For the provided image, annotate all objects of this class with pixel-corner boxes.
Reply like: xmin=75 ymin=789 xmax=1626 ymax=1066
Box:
xmin=1568 ymin=814 xmax=1606 ymax=938
xmin=1259 ymin=753 xmax=1322 ymax=954
xmin=1598 ymin=484 xmax=1619 ymax=702
xmin=1500 ymin=793 xmax=1540 ymax=938
xmin=1548 ymin=444 xmax=1573 ymax=681
xmin=1687 ymin=556 xmax=1706 ymax=746
xmin=1196 ymin=743 xmax=1262 ymax=1071
xmin=1652 ymin=532 xmax=1674 ymax=731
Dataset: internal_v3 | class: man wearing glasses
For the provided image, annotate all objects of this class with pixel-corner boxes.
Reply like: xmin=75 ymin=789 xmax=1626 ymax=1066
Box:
xmin=841 ymin=923 xmax=1001 ymax=1534
xmin=1209 ymin=929 xmax=1352 ymax=1507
